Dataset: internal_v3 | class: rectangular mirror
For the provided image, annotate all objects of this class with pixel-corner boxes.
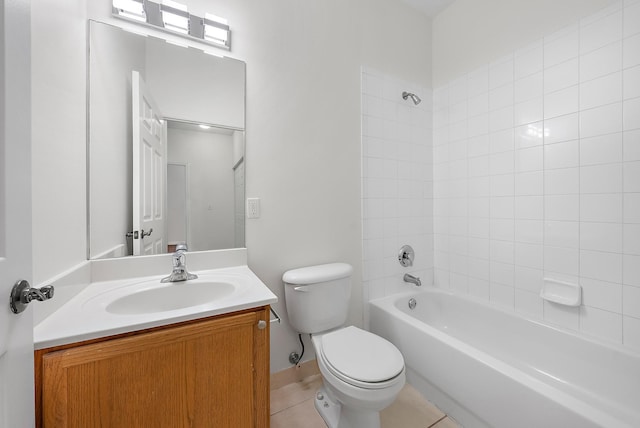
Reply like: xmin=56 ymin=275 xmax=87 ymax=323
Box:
xmin=88 ymin=20 xmax=246 ymax=259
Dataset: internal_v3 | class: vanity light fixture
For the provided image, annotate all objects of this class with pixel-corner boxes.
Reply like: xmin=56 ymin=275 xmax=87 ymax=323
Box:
xmin=112 ymin=0 xmax=232 ymax=50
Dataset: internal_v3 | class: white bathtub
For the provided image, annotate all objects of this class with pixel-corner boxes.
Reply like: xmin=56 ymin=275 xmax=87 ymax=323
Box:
xmin=369 ymin=288 xmax=640 ymax=428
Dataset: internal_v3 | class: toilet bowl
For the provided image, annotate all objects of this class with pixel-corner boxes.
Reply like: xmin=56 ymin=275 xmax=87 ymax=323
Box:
xmin=283 ymin=263 xmax=406 ymax=428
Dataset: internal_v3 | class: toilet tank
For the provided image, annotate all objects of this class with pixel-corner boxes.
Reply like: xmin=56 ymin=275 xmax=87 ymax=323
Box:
xmin=283 ymin=263 xmax=353 ymax=334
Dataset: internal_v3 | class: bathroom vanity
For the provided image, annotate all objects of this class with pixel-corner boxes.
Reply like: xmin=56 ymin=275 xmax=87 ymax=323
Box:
xmin=35 ymin=306 xmax=270 ymax=428
xmin=32 ymin=254 xmax=277 ymax=428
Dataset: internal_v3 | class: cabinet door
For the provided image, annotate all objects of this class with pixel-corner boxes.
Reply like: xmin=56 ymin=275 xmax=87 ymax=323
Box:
xmin=42 ymin=310 xmax=268 ymax=428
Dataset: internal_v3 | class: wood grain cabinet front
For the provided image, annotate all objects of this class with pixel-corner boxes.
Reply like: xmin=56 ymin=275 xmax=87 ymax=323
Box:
xmin=35 ymin=307 xmax=270 ymax=428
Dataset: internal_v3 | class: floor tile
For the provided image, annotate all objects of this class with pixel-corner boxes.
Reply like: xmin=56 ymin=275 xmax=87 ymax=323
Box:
xmin=270 ymin=373 xmax=323 ymax=415
xmin=270 ymin=398 xmax=327 ymax=428
xmin=431 ymin=416 xmax=460 ymax=428
xmin=381 ymin=384 xmax=446 ymax=428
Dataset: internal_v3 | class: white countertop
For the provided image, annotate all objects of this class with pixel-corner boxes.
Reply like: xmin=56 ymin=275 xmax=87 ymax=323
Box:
xmin=34 ymin=265 xmax=277 ymax=350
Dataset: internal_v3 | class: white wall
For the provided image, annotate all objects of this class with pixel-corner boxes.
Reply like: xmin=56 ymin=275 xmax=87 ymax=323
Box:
xmin=167 ymin=127 xmax=235 ymax=251
xmin=32 ymin=0 xmax=88 ymax=285
xmin=433 ymin=0 xmax=618 ymax=86
xmin=361 ymin=68 xmax=433 ymax=326
xmin=432 ymin=0 xmax=640 ymax=352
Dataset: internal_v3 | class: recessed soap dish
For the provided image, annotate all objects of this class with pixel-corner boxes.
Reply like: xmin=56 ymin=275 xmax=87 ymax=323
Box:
xmin=540 ymin=278 xmax=582 ymax=307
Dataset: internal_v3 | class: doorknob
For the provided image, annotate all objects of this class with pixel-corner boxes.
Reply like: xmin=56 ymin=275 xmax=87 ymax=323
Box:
xmin=10 ymin=280 xmax=55 ymax=314
xmin=141 ymin=228 xmax=153 ymax=238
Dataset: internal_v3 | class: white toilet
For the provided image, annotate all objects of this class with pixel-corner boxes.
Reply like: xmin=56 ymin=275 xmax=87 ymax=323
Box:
xmin=283 ymin=263 xmax=405 ymax=428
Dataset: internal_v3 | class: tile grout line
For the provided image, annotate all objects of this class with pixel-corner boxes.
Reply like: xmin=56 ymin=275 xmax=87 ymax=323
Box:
xmin=426 ymin=415 xmax=448 ymax=428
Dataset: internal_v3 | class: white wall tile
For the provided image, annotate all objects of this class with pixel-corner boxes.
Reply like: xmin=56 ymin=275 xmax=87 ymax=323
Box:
xmin=490 ymin=281 xmax=514 ymax=308
xmin=580 ymin=102 xmax=623 ymax=138
xmin=581 ymin=277 xmax=623 ymax=312
xmin=515 ymin=219 xmax=543 ymax=244
xmin=515 ymin=289 xmax=544 ymax=319
xmin=515 ymin=122 xmax=545 ymax=149
xmin=623 ymin=315 xmax=640 ymax=350
xmin=432 ymin=4 xmax=640 ymax=352
xmin=581 ymin=193 xmax=623 ymax=223
xmin=490 ymin=218 xmax=514 ymax=241
xmin=580 ymin=222 xmax=623 ymax=253
xmin=544 ymin=113 xmax=580 ymax=145
xmin=624 ymin=254 xmax=640 ymax=286
xmin=580 ymin=133 xmax=623 ymax=165
xmin=581 ymin=163 xmax=623 ymax=193
xmin=515 ymin=72 xmax=543 ymax=103
xmin=467 ymin=66 xmax=489 ymax=97
xmin=546 ymin=194 xmax=580 ymax=221
xmin=515 ymin=195 xmax=543 ymax=219
xmin=544 ymin=302 xmax=580 ymax=330
xmin=489 ymin=129 xmax=515 ymax=153
xmin=624 ymin=160 xmax=640 ymax=191
xmin=580 ymin=10 xmax=623 ymax=54
xmin=545 ymin=220 xmax=580 ymax=248
xmin=579 ymin=72 xmax=623 ymax=110
xmin=515 ymin=146 xmax=543 ymax=172
xmin=623 ymin=34 xmax=640 ymax=68
xmin=491 ymin=239 xmax=515 ymax=264
xmin=545 ymin=58 xmax=579 ymax=94
xmin=580 ymin=41 xmax=622 ymax=82
xmin=489 ymin=57 xmax=514 ymax=89
xmin=489 ymin=106 xmax=514 ymax=132
xmin=515 ymin=242 xmax=544 ymax=269
xmin=579 ymin=306 xmax=623 ymax=343
xmin=489 ymin=83 xmax=514 ymax=111
xmin=544 ymin=167 xmax=579 ymax=195
xmin=624 ymin=193 xmax=640 ymax=222
xmin=544 ymin=26 xmax=579 ymax=67
xmin=515 ymin=98 xmax=543 ymax=126
xmin=624 ymin=1 xmax=640 ymax=37
xmin=544 ymin=140 xmax=579 ymax=169
xmin=623 ymin=224 xmax=640 ymax=254
xmin=623 ymin=97 xmax=640 ymax=130
xmin=623 ymin=284 xmax=640 ymax=317
xmin=544 ymin=85 xmax=580 ymax=119
xmin=623 ymin=65 xmax=640 ymax=99
xmin=580 ymin=250 xmax=623 ymax=283
xmin=515 ymin=265 xmax=544 ymax=291
xmin=545 ymin=246 xmax=579 ymax=275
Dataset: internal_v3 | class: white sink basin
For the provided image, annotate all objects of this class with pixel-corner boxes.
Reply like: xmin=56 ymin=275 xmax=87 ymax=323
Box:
xmin=34 ymin=265 xmax=278 ymax=350
xmin=105 ymin=281 xmax=236 ymax=315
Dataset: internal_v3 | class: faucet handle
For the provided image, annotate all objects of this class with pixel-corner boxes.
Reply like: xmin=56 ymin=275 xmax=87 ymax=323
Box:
xmin=175 ymin=243 xmax=188 ymax=252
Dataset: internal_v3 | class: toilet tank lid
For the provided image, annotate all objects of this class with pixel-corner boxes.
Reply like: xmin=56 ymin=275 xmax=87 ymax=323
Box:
xmin=282 ymin=263 xmax=353 ymax=285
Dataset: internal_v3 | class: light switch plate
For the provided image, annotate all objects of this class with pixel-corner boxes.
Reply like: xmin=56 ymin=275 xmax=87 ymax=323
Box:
xmin=247 ymin=198 xmax=260 ymax=219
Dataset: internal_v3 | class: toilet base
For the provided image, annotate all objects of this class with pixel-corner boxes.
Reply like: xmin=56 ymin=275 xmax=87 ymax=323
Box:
xmin=314 ymin=386 xmax=381 ymax=428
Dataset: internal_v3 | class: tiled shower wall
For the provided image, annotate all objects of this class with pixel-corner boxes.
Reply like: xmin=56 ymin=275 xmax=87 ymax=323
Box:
xmin=433 ymin=0 xmax=640 ymax=351
xmin=361 ymin=68 xmax=433 ymax=318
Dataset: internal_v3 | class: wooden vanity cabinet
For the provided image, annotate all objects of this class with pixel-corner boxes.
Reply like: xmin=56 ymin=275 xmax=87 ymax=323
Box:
xmin=34 ymin=306 xmax=270 ymax=428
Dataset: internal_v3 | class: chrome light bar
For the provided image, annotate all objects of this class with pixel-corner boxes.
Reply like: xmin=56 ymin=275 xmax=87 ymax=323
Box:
xmin=112 ymin=0 xmax=231 ymax=50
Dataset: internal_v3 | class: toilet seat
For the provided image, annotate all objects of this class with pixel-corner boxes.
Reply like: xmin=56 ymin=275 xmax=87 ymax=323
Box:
xmin=318 ymin=326 xmax=404 ymax=390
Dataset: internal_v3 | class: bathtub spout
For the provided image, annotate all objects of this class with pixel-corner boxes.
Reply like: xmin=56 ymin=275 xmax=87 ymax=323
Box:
xmin=403 ymin=273 xmax=421 ymax=287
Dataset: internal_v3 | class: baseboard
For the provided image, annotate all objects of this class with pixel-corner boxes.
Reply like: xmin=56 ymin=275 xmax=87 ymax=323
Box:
xmin=270 ymin=359 xmax=320 ymax=390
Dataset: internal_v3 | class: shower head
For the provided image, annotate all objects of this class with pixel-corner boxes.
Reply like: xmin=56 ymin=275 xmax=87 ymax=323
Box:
xmin=402 ymin=91 xmax=421 ymax=105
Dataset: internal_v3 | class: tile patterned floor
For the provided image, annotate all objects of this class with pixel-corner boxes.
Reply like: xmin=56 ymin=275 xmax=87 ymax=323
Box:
xmin=270 ymin=373 xmax=460 ymax=428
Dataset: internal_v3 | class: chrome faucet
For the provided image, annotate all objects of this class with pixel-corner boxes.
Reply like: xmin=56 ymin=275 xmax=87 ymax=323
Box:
xmin=161 ymin=244 xmax=198 ymax=283
xmin=404 ymin=273 xmax=422 ymax=287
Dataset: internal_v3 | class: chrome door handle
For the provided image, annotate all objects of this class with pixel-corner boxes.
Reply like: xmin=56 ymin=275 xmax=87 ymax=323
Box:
xmin=10 ymin=280 xmax=55 ymax=314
